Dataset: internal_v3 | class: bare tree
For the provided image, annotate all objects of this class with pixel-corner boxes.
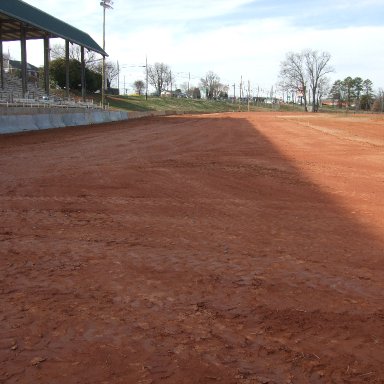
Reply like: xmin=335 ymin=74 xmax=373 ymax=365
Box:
xmin=105 ymin=61 xmax=119 ymax=88
xmin=279 ymin=52 xmax=308 ymax=111
xmin=200 ymin=71 xmax=221 ymax=99
xmin=279 ymin=50 xmax=333 ymax=112
xmin=50 ymin=43 xmax=99 ymax=68
xmin=372 ymin=89 xmax=384 ymax=113
xmin=165 ymin=70 xmax=176 ymax=94
xmin=304 ymin=50 xmax=333 ymax=112
xmin=147 ymin=62 xmax=172 ymax=96
xmin=133 ymin=80 xmax=145 ymax=95
xmin=316 ymin=76 xmax=331 ymax=108
xmin=94 ymin=60 xmax=119 ymax=88
xmin=180 ymin=81 xmax=193 ymax=98
xmin=219 ymin=84 xmax=230 ymax=99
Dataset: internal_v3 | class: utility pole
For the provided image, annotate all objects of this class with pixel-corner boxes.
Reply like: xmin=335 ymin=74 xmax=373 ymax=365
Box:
xmin=255 ymin=86 xmax=259 ymax=107
xmin=117 ymin=60 xmax=119 ymax=94
xmin=100 ymin=0 xmax=113 ymax=109
xmin=239 ymin=76 xmax=243 ymax=111
xmin=145 ymin=55 xmax=148 ymax=100
xmin=233 ymin=83 xmax=236 ymax=102
xmin=248 ymin=80 xmax=251 ymax=112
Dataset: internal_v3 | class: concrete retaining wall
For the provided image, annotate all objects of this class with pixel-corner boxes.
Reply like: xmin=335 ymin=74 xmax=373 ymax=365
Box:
xmin=0 ymin=107 xmax=97 ymax=115
xmin=0 ymin=109 xmax=185 ymax=135
xmin=0 ymin=110 xmax=131 ymax=134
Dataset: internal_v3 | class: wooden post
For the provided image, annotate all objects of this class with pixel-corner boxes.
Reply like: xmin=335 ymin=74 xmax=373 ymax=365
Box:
xmin=44 ymin=35 xmax=50 ymax=96
xmin=81 ymin=46 xmax=86 ymax=101
xmin=20 ymin=25 xmax=28 ymax=97
xmin=0 ymin=24 xmax=4 ymax=89
xmin=65 ymin=40 xmax=70 ymax=100
xmin=248 ymin=80 xmax=251 ymax=112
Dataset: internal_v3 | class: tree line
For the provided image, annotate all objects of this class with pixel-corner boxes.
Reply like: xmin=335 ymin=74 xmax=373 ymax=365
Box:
xmin=329 ymin=77 xmax=374 ymax=110
xmin=47 ymin=43 xmax=383 ymax=112
xmin=132 ymin=63 xmax=230 ymax=99
xmin=278 ymin=49 xmax=383 ymax=112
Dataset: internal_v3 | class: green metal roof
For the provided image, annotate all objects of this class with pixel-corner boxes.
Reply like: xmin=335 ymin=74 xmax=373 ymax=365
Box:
xmin=0 ymin=0 xmax=107 ymax=56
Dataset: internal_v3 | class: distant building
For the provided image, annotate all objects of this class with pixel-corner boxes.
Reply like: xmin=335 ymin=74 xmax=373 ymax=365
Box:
xmin=8 ymin=60 xmax=39 ymax=78
xmin=3 ymin=54 xmax=39 ymax=78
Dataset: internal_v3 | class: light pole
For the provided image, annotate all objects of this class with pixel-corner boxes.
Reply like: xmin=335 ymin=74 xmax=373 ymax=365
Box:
xmin=100 ymin=0 xmax=113 ymax=109
xmin=145 ymin=56 xmax=148 ymax=100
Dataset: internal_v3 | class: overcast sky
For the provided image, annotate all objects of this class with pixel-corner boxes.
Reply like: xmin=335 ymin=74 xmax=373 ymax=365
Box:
xmin=5 ymin=0 xmax=384 ymax=94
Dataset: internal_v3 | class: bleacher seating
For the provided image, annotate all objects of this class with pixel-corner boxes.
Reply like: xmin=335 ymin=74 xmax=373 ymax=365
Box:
xmin=0 ymin=72 xmax=100 ymax=109
xmin=0 ymin=72 xmax=45 ymax=102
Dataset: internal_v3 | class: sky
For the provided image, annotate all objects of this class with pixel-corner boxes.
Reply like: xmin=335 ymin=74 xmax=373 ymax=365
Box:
xmin=4 ymin=0 xmax=384 ymax=95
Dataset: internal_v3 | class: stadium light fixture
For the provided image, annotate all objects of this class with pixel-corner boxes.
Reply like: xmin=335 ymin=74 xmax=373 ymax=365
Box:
xmin=100 ymin=0 xmax=113 ymax=108
xmin=100 ymin=0 xmax=113 ymax=9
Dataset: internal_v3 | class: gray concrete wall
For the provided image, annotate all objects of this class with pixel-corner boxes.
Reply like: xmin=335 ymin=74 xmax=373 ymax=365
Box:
xmin=0 ymin=107 xmax=96 ymax=115
xmin=0 ymin=110 xmax=131 ymax=134
xmin=0 ymin=109 xmax=185 ymax=135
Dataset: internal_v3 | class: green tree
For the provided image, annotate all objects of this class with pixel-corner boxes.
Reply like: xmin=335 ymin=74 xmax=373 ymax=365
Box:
xmin=342 ymin=77 xmax=356 ymax=108
xmin=50 ymin=58 xmax=101 ymax=93
xmin=50 ymin=43 xmax=97 ymax=69
xmin=192 ymin=87 xmax=201 ymax=99
xmin=361 ymin=79 xmax=375 ymax=110
xmin=329 ymin=80 xmax=343 ymax=107
xmin=329 ymin=77 xmax=375 ymax=110
xmin=353 ymin=77 xmax=363 ymax=110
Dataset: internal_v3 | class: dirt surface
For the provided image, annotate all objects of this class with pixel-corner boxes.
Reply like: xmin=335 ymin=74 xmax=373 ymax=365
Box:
xmin=1 ymin=112 xmax=384 ymax=383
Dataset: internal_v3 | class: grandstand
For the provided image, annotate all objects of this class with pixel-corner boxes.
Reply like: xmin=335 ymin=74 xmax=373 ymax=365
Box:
xmin=0 ymin=70 xmax=98 ymax=109
xmin=0 ymin=0 xmax=130 ymax=134
xmin=1 ymin=69 xmax=45 ymax=103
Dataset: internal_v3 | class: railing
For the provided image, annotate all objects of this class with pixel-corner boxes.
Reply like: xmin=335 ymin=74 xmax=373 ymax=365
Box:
xmin=0 ymin=97 xmax=103 ymax=110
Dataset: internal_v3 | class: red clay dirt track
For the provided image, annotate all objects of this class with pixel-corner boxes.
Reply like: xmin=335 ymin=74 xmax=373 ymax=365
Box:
xmin=1 ymin=112 xmax=384 ymax=383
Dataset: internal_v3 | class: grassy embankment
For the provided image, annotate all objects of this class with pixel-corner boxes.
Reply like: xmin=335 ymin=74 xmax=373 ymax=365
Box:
xmin=106 ymin=95 xmax=306 ymax=114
